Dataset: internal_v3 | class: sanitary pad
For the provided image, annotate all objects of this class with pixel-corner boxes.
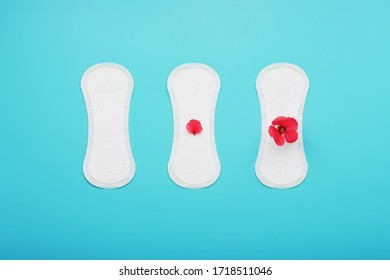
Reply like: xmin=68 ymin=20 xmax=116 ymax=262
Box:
xmin=255 ymin=63 xmax=309 ymax=189
xmin=81 ymin=63 xmax=136 ymax=188
xmin=167 ymin=63 xmax=221 ymax=188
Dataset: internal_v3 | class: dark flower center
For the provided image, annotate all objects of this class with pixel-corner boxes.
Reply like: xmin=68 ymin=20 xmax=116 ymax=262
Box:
xmin=278 ymin=126 xmax=286 ymax=134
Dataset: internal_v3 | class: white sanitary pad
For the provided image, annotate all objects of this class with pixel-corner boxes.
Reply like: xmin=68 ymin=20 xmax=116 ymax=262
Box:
xmin=167 ymin=63 xmax=221 ymax=188
xmin=81 ymin=63 xmax=135 ymax=188
xmin=255 ymin=63 xmax=309 ymax=189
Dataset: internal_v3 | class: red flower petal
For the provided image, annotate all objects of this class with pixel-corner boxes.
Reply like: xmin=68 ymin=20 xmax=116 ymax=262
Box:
xmin=273 ymin=131 xmax=285 ymax=146
xmin=272 ymin=116 xmax=287 ymax=126
xmin=285 ymin=117 xmax=298 ymax=131
xmin=284 ymin=130 xmax=298 ymax=143
xmin=186 ymin=119 xmax=202 ymax=135
xmin=268 ymin=125 xmax=277 ymax=137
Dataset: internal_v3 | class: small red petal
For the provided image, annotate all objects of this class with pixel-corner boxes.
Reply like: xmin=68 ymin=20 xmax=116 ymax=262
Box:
xmin=186 ymin=119 xmax=203 ymax=135
xmin=268 ymin=125 xmax=277 ymax=137
xmin=272 ymin=116 xmax=287 ymax=126
xmin=284 ymin=130 xmax=298 ymax=143
xmin=273 ymin=131 xmax=285 ymax=146
xmin=285 ymin=117 xmax=298 ymax=131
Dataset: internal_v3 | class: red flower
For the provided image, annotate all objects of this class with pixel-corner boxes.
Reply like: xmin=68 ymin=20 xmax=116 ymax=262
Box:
xmin=186 ymin=119 xmax=203 ymax=135
xmin=268 ymin=116 xmax=298 ymax=146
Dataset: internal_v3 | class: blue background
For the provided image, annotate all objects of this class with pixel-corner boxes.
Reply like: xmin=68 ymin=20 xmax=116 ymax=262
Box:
xmin=1 ymin=0 xmax=389 ymax=260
